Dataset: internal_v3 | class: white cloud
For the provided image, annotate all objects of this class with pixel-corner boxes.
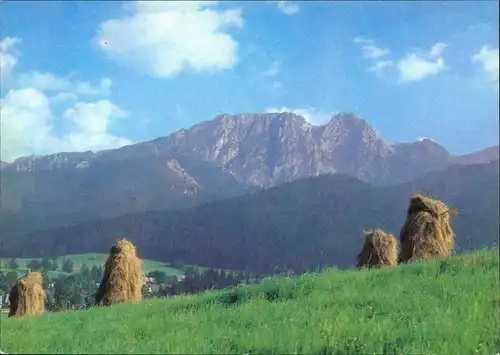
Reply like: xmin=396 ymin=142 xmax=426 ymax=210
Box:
xmin=0 ymin=37 xmax=20 ymax=52
xmin=0 ymin=51 xmax=17 ymax=77
xmin=0 ymin=88 xmax=133 ymax=162
xmin=264 ymin=60 xmax=281 ymax=77
xmin=0 ymin=88 xmax=61 ymax=161
xmin=62 ymin=100 xmax=133 ymax=153
xmin=397 ymin=42 xmax=447 ymax=83
xmin=369 ymin=60 xmax=394 ymax=75
xmin=353 ymin=36 xmax=389 ymax=59
xmin=0 ymin=36 xmax=132 ymax=162
xmin=356 ymin=39 xmax=448 ymax=83
xmin=418 ymin=136 xmax=436 ymax=143
xmin=0 ymin=37 xmax=21 ymax=79
xmin=1 ymin=37 xmax=112 ymax=98
xmin=397 ymin=56 xmax=445 ymax=83
xmin=50 ymin=92 xmax=78 ymax=103
xmin=276 ymin=1 xmax=300 ymax=15
xmin=95 ymin=1 xmax=244 ymax=78
xmin=266 ymin=106 xmax=332 ymax=126
xmin=16 ymin=72 xmax=112 ymax=97
xmin=472 ymin=45 xmax=499 ymax=83
xmin=429 ymin=42 xmax=447 ymax=58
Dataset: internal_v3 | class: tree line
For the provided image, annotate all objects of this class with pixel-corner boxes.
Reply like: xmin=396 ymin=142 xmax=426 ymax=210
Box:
xmin=3 ymin=257 xmax=77 ymax=273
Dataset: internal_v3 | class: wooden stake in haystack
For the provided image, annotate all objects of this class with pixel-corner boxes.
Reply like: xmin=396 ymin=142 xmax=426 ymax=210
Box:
xmin=8 ymin=272 xmax=45 ymax=318
xmin=357 ymin=228 xmax=399 ymax=268
xmin=399 ymin=193 xmax=457 ymax=263
xmin=95 ymin=238 xmax=144 ymax=306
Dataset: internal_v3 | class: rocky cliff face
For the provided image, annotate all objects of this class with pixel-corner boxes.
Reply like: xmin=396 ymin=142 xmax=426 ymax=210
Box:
xmin=1 ymin=111 xmax=497 ymax=234
xmin=132 ymin=111 xmax=496 ymax=187
xmin=314 ymin=113 xmax=393 ymax=184
xmin=163 ymin=113 xmax=326 ymax=187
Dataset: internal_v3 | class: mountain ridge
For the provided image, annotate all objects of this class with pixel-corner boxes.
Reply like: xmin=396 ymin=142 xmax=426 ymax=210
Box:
xmin=3 ymin=112 xmax=497 ymax=176
xmin=1 ymin=112 xmax=498 ymax=236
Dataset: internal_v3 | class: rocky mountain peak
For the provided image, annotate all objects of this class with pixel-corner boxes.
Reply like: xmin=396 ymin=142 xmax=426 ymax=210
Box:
xmin=416 ymin=137 xmax=448 ymax=153
xmin=394 ymin=138 xmax=449 ymax=159
xmin=328 ymin=112 xmax=362 ymax=124
xmin=177 ymin=112 xmax=320 ymax=187
xmin=322 ymin=112 xmax=374 ymax=134
xmin=319 ymin=112 xmax=390 ymax=150
xmin=213 ymin=112 xmax=309 ymax=129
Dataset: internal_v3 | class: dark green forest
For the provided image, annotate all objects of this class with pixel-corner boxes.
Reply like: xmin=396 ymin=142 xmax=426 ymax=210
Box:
xmin=1 ymin=161 xmax=498 ymax=274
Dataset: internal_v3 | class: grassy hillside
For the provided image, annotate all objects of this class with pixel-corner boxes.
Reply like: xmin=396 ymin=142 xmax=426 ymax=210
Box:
xmin=2 ymin=248 xmax=499 ymax=354
xmin=0 ymin=253 xmax=184 ymax=276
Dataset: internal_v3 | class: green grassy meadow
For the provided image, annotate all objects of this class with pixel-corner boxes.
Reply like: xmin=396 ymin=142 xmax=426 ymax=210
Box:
xmin=1 ymin=247 xmax=499 ymax=354
xmin=0 ymin=253 xmax=184 ymax=277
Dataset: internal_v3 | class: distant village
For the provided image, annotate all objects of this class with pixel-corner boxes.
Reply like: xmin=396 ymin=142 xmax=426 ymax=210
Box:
xmin=1 ymin=258 xmax=254 ymax=312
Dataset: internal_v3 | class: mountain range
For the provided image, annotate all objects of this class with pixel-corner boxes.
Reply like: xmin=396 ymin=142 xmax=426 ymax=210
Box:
xmin=1 ymin=160 xmax=498 ymax=273
xmin=1 ymin=112 xmax=498 ymax=237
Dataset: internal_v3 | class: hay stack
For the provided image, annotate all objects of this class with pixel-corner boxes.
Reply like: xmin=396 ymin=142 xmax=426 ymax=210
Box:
xmin=8 ymin=272 xmax=45 ymax=318
xmin=399 ymin=193 xmax=456 ymax=263
xmin=357 ymin=229 xmax=398 ymax=268
xmin=95 ymin=238 xmax=144 ymax=306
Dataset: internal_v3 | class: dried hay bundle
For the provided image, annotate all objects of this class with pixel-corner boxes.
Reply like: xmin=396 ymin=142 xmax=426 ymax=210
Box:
xmin=399 ymin=193 xmax=457 ymax=263
xmin=357 ymin=229 xmax=398 ymax=268
xmin=95 ymin=238 xmax=144 ymax=306
xmin=8 ymin=272 xmax=45 ymax=318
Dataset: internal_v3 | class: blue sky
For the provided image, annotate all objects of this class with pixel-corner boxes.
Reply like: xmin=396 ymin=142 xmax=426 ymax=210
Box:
xmin=1 ymin=1 xmax=498 ymax=162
